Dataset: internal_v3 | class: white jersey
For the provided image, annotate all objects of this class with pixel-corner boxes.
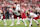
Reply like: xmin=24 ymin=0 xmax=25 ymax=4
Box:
xmin=12 ymin=9 xmax=20 ymax=16
xmin=12 ymin=4 xmax=20 ymax=16
xmin=29 ymin=12 xmax=38 ymax=18
xmin=16 ymin=4 xmax=20 ymax=11
xmin=12 ymin=10 xmax=20 ymax=15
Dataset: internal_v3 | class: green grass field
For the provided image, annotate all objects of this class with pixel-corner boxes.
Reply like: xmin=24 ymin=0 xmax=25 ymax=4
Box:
xmin=0 ymin=19 xmax=40 ymax=27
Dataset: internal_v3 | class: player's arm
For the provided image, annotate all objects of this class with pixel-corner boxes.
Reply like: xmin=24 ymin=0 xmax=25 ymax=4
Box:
xmin=19 ymin=9 xmax=22 ymax=17
xmin=31 ymin=9 xmax=36 ymax=13
xmin=1 ymin=11 xmax=3 ymax=14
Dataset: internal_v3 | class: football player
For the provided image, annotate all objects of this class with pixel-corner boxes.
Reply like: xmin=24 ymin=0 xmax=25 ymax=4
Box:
xmin=0 ymin=8 xmax=7 ymax=26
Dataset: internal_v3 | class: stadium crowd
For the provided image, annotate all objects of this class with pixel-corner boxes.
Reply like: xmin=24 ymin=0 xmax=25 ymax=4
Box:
xmin=0 ymin=0 xmax=40 ymax=19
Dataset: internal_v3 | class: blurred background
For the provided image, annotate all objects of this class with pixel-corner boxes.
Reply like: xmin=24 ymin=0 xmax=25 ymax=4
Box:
xmin=0 ymin=0 xmax=40 ymax=19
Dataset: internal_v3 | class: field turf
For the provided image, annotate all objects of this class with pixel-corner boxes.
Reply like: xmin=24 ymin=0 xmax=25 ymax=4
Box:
xmin=0 ymin=19 xmax=40 ymax=27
